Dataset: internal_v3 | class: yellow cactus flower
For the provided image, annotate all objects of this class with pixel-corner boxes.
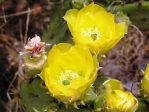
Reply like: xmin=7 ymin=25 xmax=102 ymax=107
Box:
xmin=41 ymin=43 xmax=98 ymax=103
xmin=64 ymin=3 xmax=127 ymax=54
xmin=103 ymin=79 xmax=138 ymax=112
xmin=106 ymin=90 xmax=138 ymax=112
xmin=141 ymin=64 xmax=149 ymax=96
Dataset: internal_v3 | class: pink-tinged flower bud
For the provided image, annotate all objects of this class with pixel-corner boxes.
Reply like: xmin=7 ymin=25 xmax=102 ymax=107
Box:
xmin=22 ymin=35 xmax=47 ymax=76
xmin=24 ymin=35 xmax=46 ymax=57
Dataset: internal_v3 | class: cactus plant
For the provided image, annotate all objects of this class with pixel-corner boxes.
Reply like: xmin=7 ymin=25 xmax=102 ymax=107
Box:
xmin=20 ymin=78 xmax=57 ymax=112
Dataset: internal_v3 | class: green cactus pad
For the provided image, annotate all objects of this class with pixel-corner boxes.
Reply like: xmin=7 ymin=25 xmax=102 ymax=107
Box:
xmin=20 ymin=78 xmax=57 ymax=112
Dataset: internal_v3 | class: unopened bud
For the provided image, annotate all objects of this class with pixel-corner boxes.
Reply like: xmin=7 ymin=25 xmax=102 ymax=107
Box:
xmin=141 ymin=64 xmax=149 ymax=99
xmin=103 ymin=79 xmax=138 ymax=112
xmin=106 ymin=90 xmax=138 ymax=112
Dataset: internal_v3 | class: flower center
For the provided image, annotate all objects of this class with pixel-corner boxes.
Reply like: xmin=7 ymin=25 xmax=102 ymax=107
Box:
xmin=91 ymin=34 xmax=98 ymax=40
xmin=81 ymin=27 xmax=100 ymax=41
xmin=62 ymin=80 xmax=70 ymax=85
xmin=60 ymin=70 xmax=79 ymax=86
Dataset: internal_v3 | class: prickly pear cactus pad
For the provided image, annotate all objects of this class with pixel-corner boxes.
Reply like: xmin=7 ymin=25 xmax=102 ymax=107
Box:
xmin=20 ymin=78 xmax=56 ymax=112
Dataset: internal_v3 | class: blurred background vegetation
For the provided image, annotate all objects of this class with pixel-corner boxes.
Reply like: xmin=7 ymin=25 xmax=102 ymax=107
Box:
xmin=0 ymin=0 xmax=149 ymax=112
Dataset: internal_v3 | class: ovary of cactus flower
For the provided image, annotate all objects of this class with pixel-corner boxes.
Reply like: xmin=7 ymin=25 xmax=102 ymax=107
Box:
xmin=41 ymin=43 xmax=98 ymax=103
xmin=141 ymin=64 xmax=149 ymax=96
xmin=64 ymin=3 xmax=127 ymax=54
xmin=22 ymin=53 xmax=47 ymax=76
xmin=103 ymin=79 xmax=138 ymax=112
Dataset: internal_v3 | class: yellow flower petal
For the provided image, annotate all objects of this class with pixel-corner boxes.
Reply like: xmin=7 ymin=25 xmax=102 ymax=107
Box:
xmin=103 ymin=79 xmax=138 ymax=112
xmin=64 ymin=3 xmax=127 ymax=54
xmin=41 ymin=43 xmax=98 ymax=103
xmin=63 ymin=9 xmax=79 ymax=35
xmin=106 ymin=90 xmax=138 ymax=112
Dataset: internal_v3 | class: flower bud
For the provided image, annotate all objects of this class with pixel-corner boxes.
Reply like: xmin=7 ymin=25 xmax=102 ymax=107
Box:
xmin=22 ymin=35 xmax=47 ymax=76
xmin=105 ymin=90 xmax=138 ymax=112
xmin=24 ymin=35 xmax=46 ymax=58
xmin=141 ymin=64 xmax=149 ymax=97
xmin=103 ymin=79 xmax=138 ymax=112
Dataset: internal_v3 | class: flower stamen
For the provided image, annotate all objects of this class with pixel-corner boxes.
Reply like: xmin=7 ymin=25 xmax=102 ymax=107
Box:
xmin=60 ymin=70 xmax=79 ymax=86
